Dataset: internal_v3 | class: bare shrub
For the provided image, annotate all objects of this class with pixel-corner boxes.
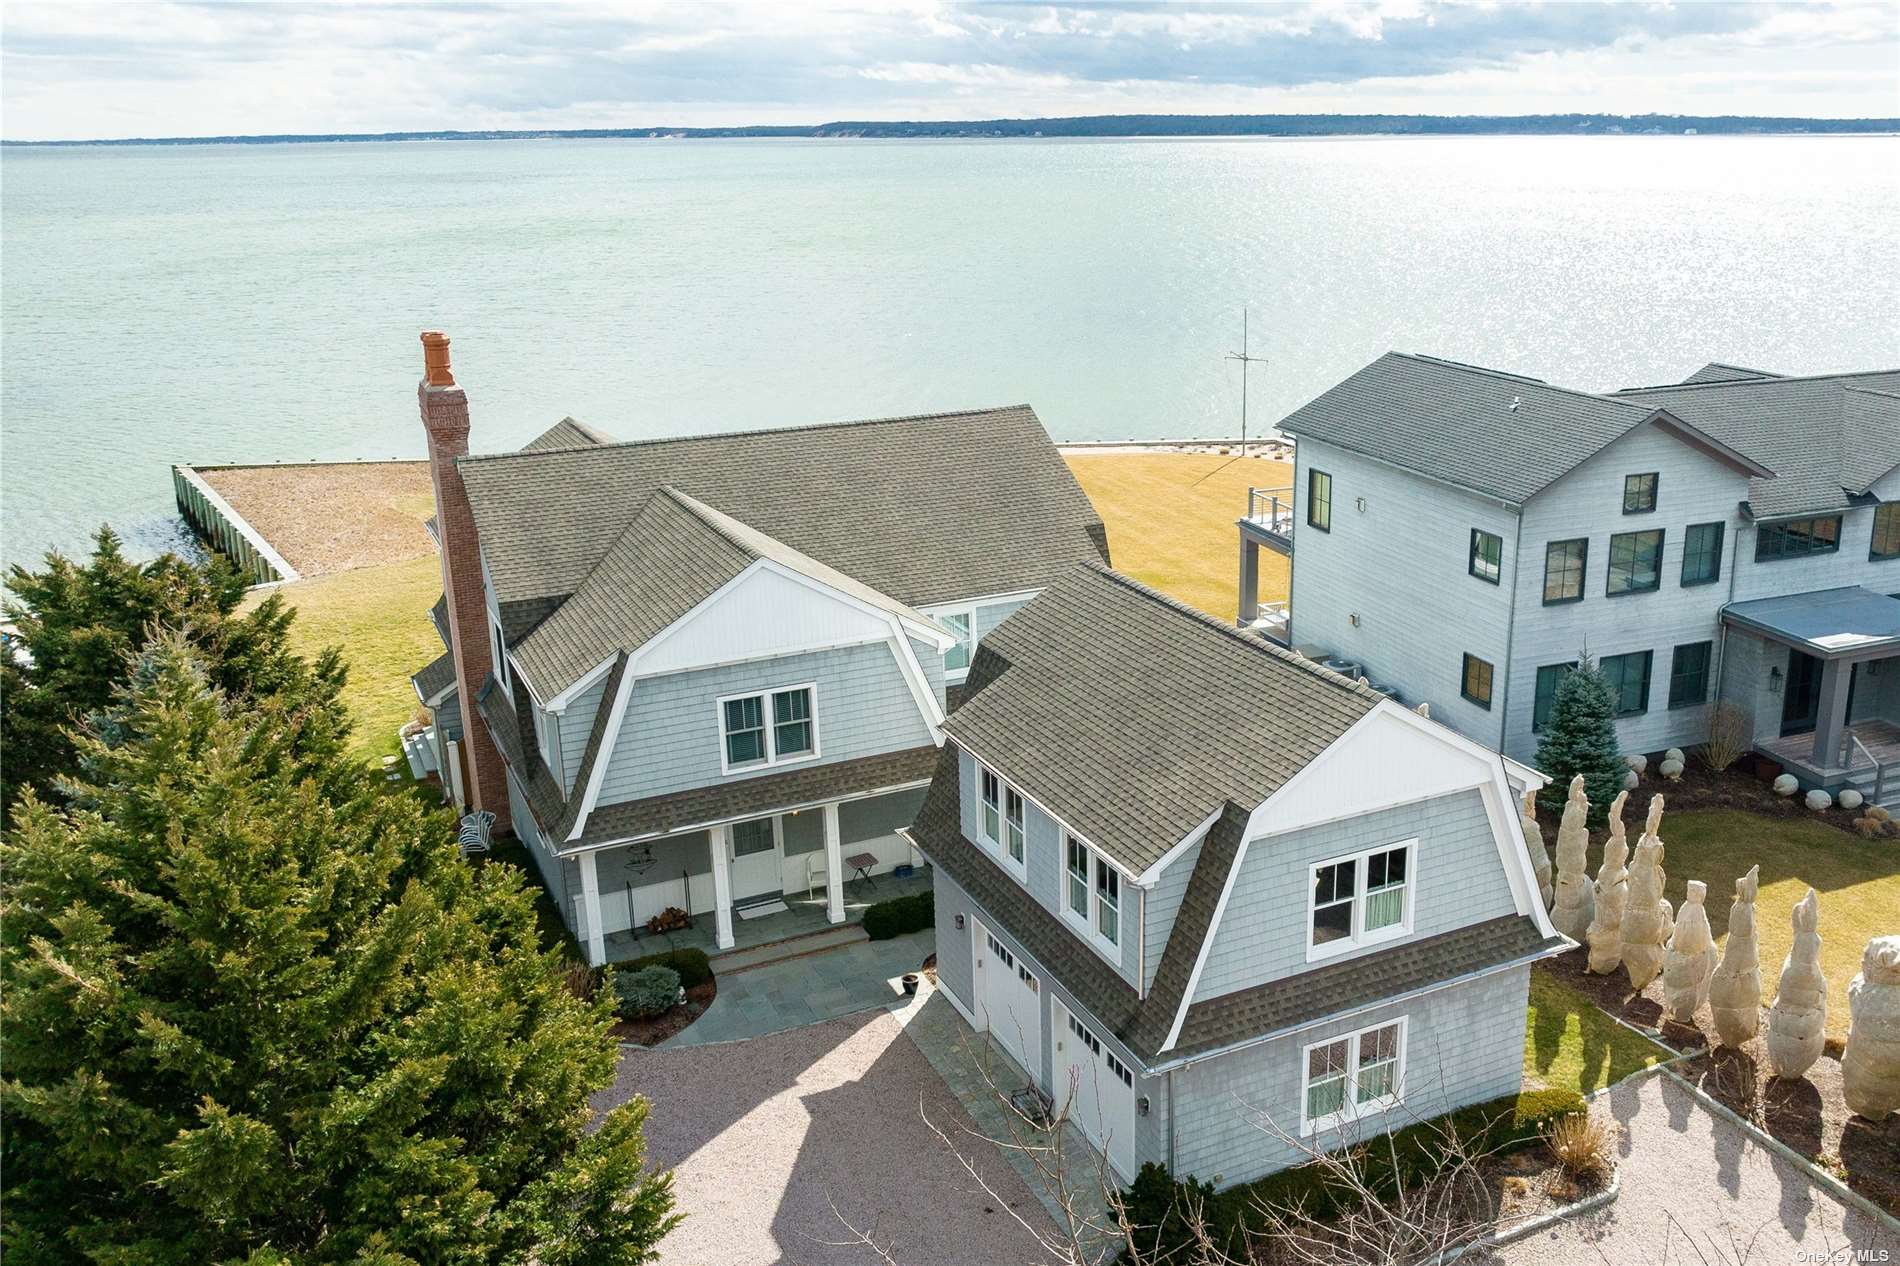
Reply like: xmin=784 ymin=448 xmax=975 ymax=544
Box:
xmin=557 ymin=959 xmax=598 ymax=1003
xmin=1702 ymin=702 xmax=1749 ymax=772
xmin=1546 ymin=1112 xmax=1615 ymax=1185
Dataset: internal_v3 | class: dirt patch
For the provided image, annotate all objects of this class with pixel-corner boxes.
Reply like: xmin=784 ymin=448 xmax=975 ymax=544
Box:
xmin=200 ymin=461 xmax=434 ymax=577
xmin=611 ymin=979 xmax=717 ymax=1048
xmin=1682 ymin=1041 xmax=1900 ymax=1216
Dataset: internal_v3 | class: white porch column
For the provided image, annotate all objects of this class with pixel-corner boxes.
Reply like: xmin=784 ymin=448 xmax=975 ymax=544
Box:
xmin=1237 ymin=535 xmax=1259 ymax=626
xmin=577 ymin=848 xmax=606 ymax=968
xmin=710 ymin=822 xmax=736 ymax=949
xmin=823 ymin=802 xmax=845 ymax=925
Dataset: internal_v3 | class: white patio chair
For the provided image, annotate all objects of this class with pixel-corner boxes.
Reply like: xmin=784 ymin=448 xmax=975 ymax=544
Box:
xmin=458 ymin=809 xmax=496 ymax=857
xmin=805 ymin=851 xmax=829 ymax=899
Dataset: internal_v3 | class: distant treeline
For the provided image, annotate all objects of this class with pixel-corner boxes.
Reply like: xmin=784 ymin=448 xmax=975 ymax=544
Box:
xmin=7 ymin=112 xmax=1895 ymax=146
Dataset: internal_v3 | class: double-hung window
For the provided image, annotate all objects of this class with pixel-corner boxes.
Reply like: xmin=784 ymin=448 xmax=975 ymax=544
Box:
xmin=1872 ymin=504 xmax=1900 ymax=561
xmin=1668 ymin=641 xmax=1712 ymax=709
xmin=1309 ymin=841 xmax=1414 ymax=958
xmin=719 ymin=684 xmax=818 ymax=772
xmin=977 ymin=763 xmax=1028 ymax=876
xmin=942 ymin=611 xmax=974 ymax=674
xmin=1600 ymin=650 xmax=1653 ymax=718
xmin=1468 ymin=529 xmax=1503 ymax=584
xmin=1681 ymin=522 xmax=1724 ymax=586
xmin=1307 ymin=469 xmax=1333 ymax=533
xmin=1302 ymin=1018 xmax=1407 ymax=1134
xmin=1532 ymin=662 xmax=1576 ymax=732
xmin=1607 ymin=529 xmax=1664 ymax=596
xmin=1542 ymin=538 xmax=1586 ymax=605
xmin=1461 ymin=653 xmax=1494 ymax=710
xmin=1064 ymin=835 xmax=1121 ymax=952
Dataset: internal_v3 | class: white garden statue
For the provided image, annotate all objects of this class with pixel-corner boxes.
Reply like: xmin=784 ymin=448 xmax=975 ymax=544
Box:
xmin=1622 ymin=796 xmax=1672 ymax=991
xmin=1661 ymin=880 xmax=1717 ymax=1025
xmin=1765 ymin=889 xmax=1827 ymax=1079
xmin=1586 ymin=791 xmax=1631 ymax=975
xmin=1521 ymin=791 xmax=1553 ymax=910
xmin=1709 ymin=865 xmax=1763 ymax=1049
xmin=1550 ymin=775 xmax=1594 ymax=942
xmin=1843 ymin=935 xmax=1900 ymax=1121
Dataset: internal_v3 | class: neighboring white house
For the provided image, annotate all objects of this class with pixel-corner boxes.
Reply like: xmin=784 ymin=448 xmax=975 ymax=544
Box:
xmin=906 ymin=563 xmax=1566 ymax=1186
xmin=1237 ymin=355 xmax=1900 ymax=805
xmin=408 ymin=331 xmax=1109 ymax=965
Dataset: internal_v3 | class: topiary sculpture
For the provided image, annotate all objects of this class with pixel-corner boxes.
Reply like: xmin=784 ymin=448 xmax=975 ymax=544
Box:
xmin=1662 ymin=880 xmax=1717 ymax=1025
xmin=1709 ymin=865 xmax=1763 ymax=1049
xmin=1843 ymin=935 xmax=1900 ymax=1121
xmin=1766 ymin=889 xmax=1826 ymax=1079
xmin=1550 ymin=775 xmax=1594 ymax=941
xmin=1586 ymin=791 xmax=1630 ymax=975
xmin=1622 ymin=796 xmax=1672 ymax=991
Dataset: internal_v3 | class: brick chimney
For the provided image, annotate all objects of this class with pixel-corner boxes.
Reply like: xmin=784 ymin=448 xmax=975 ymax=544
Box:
xmin=419 ymin=331 xmax=510 ymax=834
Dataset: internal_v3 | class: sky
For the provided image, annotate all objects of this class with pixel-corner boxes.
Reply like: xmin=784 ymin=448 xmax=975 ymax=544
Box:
xmin=2 ymin=1 xmax=1897 ymax=141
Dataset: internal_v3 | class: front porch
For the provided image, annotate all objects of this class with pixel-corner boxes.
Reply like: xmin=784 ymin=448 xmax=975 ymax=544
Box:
xmin=603 ymin=865 xmax=933 ymax=965
xmin=1723 ymin=585 xmax=1900 ymax=806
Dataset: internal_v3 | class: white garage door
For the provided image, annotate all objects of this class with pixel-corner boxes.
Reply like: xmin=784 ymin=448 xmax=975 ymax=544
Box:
xmin=974 ymin=922 xmax=1042 ymax=1078
xmin=1054 ymin=1001 xmax=1138 ymax=1181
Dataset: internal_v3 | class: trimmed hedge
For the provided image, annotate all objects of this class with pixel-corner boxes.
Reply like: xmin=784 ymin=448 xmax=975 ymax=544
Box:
xmin=1119 ymin=1087 xmax=1584 ymax=1261
xmin=621 ymin=947 xmax=714 ymax=991
xmin=613 ymin=965 xmax=682 ymax=1020
xmin=862 ymin=890 xmax=934 ymax=940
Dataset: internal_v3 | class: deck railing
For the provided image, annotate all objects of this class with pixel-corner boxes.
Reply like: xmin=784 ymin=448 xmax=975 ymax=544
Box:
xmin=1849 ymin=731 xmax=1893 ymax=806
xmin=1247 ymin=486 xmax=1296 ymax=538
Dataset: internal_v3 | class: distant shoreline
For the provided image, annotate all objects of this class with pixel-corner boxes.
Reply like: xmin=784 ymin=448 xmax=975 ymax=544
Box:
xmin=7 ymin=111 xmax=1897 ymax=147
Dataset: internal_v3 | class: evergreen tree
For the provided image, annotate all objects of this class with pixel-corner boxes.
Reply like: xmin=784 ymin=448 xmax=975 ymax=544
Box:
xmin=2 ymin=527 xmax=350 ymax=812
xmin=1 ymin=635 xmax=678 ymax=1264
xmin=1534 ymin=656 xmax=1627 ymax=825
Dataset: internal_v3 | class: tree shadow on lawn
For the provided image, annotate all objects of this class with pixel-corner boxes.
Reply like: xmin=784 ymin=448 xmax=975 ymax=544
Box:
xmin=1525 ymin=964 xmax=1672 ymax=1096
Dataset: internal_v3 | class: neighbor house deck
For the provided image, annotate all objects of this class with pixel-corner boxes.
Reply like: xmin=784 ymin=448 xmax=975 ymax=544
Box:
xmin=1761 ymin=719 xmax=1900 ymax=806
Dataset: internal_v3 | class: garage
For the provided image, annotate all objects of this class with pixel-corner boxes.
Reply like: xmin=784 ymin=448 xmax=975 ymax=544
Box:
xmin=973 ymin=920 xmax=1043 ymax=1078
xmin=1053 ymin=1000 xmax=1138 ymax=1181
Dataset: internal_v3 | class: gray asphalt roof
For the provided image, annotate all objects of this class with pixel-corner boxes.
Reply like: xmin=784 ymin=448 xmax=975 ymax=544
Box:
xmin=944 ymin=564 xmax=1380 ymax=875
xmin=1278 ymin=352 xmax=1898 ymax=520
xmin=1723 ymin=586 xmax=1900 ymax=657
xmin=410 ymin=650 xmax=457 ymax=705
xmin=1618 ymin=370 xmax=1900 ymax=518
xmin=457 ymin=405 xmax=1107 ymax=614
xmin=521 ymin=417 xmax=616 ymax=452
xmin=511 ymin=486 xmax=947 ymax=698
xmin=1275 ymin=352 xmax=1654 ymax=505
xmin=430 ymin=594 xmax=450 ymax=650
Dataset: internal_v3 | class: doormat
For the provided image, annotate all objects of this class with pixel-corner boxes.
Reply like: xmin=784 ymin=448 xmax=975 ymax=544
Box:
xmin=736 ymin=900 xmax=790 ymax=920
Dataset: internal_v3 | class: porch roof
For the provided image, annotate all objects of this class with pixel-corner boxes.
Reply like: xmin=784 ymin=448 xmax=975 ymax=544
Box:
xmin=1722 ymin=586 xmax=1900 ymax=659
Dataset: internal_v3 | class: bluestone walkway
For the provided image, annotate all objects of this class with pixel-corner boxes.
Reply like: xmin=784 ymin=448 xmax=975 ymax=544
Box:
xmin=660 ymin=929 xmax=934 ymax=1047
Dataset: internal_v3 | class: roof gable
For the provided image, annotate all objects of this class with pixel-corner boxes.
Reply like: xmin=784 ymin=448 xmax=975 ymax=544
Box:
xmin=459 ymin=404 xmax=1107 ymax=612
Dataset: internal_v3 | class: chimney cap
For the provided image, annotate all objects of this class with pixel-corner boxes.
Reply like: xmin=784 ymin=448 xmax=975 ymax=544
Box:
xmin=421 ymin=330 xmax=455 ymax=387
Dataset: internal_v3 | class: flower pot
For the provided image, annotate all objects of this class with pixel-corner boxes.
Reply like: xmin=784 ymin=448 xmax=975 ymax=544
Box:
xmin=902 ymin=973 xmax=920 ymax=995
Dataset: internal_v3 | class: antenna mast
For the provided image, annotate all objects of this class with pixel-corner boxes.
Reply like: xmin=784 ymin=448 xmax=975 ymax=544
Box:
xmin=1225 ymin=308 xmax=1266 ymax=458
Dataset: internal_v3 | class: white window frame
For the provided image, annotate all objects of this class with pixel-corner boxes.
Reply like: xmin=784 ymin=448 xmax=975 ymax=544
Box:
xmin=938 ymin=607 xmax=976 ymax=681
xmin=1063 ymin=833 xmax=1121 ymax=956
xmin=489 ymin=613 xmax=512 ymax=695
xmin=1306 ymin=839 xmax=1416 ymax=963
xmin=715 ymin=682 xmax=822 ymax=775
xmin=1300 ymin=1015 xmax=1408 ymax=1136
xmin=974 ymin=761 xmax=1029 ymax=881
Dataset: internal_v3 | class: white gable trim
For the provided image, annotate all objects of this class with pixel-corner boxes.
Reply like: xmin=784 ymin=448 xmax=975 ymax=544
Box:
xmin=885 ymin=618 xmax=947 ymax=744
xmin=542 ymin=654 xmax=618 ymax=713
xmin=1158 ymin=699 xmax=1556 ymax=1053
xmin=566 ymin=659 xmax=634 ymax=842
xmin=1134 ymin=805 xmax=1223 ymax=887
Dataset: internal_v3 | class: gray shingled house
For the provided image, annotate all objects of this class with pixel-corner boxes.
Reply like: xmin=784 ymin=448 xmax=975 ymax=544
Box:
xmin=406 ymin=332 xmax=1107 ymax=965
xmin=1237 ymin=355 xmax=1900 ymax=804
xmin=902 ymin=563 xmax=1566 ymax=1186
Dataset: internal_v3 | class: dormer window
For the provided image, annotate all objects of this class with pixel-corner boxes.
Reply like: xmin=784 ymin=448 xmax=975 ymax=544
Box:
xmin=718 ymin=684 xmax=819 ymax=773
xmin=1309 ymin=841 xmax=1414 ymax=959
xmin=977 ymin=763 xmax=1027 ymax=878
xmin=1065 ymin=835 xmax=1120 ymax=951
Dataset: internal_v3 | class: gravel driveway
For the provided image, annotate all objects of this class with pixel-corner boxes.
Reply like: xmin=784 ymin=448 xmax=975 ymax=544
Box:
xmin=1495 ymin=1070 xmax=1896 ymax=1264
xmin=596 ymin=1007 xmax=1055 ymax=1266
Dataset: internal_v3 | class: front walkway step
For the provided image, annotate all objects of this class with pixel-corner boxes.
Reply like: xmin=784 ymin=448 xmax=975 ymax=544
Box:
xmin=712 ymin=922 xmax=868 ymax=974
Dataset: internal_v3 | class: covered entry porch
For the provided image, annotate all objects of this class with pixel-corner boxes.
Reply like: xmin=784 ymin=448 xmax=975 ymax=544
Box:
xmin=569 ymin=782 xmax=929 ymax=965
xmin=1721 ymin=586 xmax=1900 ymax=805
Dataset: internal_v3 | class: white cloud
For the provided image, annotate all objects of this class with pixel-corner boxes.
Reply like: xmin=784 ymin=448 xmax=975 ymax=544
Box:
xmin=1 ymin=0 xmax=1894 ymax=140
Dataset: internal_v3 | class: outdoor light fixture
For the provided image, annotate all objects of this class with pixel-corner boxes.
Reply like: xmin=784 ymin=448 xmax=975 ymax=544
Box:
xmin=1769 ymin=666 xmax=1783 ymax=693
xmin=626 ymin=843 xmax=658 ymax=875
xmin=1137 ymin=1096 xmax=1151 ymax=1117
xmin=954 ymin=913 xmax=965 ymax=930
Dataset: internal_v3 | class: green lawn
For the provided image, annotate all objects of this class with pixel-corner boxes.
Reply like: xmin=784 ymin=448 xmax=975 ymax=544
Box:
xmin=1066 ymin=451 xmax=1291 ymax=621
xmin=263 ymin=553 xmax=443 ymax=767
xmin=1589 ymin=808 xmax=1895 ymax=1040
xmin=1524 ymin=969 xmax=1670 ymax=1094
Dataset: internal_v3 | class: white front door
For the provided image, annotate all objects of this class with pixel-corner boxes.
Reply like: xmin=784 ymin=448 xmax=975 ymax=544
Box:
xmin=1053 ymin=1000 xmax=1138 ymax=1181
xmin=728 ymin=817 xmax=782 ymax=903
xmin=973 ymin=919 xmax=1043 ymax=1079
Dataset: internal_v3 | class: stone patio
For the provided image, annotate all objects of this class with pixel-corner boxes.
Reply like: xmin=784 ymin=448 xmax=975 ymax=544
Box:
xmin=661 ymin=928 xmax=936 ymax=1046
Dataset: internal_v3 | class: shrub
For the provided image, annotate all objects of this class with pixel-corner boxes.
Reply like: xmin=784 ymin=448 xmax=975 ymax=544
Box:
xmin=613 ymin=965 xmax=682 ymax=1020
xmin=1119 ymin=1088 xmax=1584 ymax=1261
xmin=1702 ymin=701 xmax=1749 ymax=773
xmin=863 ymin=889 xmax=935 ymax=940
xmin=1535 ymin=656 xmax=1627 ymax=825
xmin=623 ymin=946 xmax=714 ymax=990
xmin=1548 ymin=1110 xmax=1616 ymax=1184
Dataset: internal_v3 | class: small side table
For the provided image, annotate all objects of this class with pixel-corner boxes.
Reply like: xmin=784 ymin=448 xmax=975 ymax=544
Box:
xmin=844 ymin=852 xmax=879 ymax=888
